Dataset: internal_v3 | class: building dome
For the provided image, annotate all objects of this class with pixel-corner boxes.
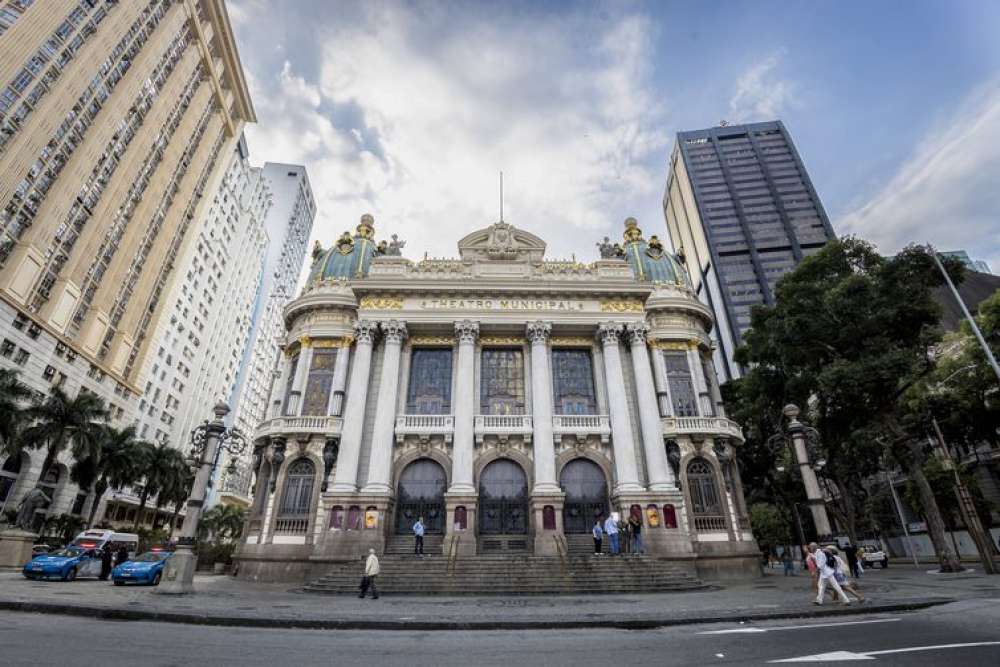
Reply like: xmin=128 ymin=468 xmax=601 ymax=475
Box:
xmin=621 ymin=218 xmax=691 ymax=287
xmin=307 ymin=215 xmax=379 ymax=282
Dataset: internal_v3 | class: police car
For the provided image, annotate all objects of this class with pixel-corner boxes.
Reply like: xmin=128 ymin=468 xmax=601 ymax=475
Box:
xmin=111 ymin=548 xmax=173 ymax=586
xmin=23 ymin=545 xmax=102 ymax=581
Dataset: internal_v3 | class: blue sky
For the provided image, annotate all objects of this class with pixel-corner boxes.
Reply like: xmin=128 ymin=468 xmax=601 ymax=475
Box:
xmin=229 ymin=0 xmax=1000 ymax=271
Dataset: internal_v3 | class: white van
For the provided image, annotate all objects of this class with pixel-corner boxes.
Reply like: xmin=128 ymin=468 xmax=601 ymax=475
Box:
xmin=71 ymin=529 xmax=139 ymax=558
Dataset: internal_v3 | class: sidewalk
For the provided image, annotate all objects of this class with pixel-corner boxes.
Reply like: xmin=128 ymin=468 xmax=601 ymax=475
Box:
xmin=2 ymin=564 xmax=995 ymax=630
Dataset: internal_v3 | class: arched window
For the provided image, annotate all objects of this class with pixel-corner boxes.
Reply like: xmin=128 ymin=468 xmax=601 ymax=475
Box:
xmin=278 ymin=459 xmax=315 ymax=517
xmin=687 ymin=458 xmax=726 ymax=531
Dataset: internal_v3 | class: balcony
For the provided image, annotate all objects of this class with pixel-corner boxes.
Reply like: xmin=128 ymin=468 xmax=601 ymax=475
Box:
xmin=254 ymin=415 xmax=344 ymax=440
xmin=661 ymin=416 xmax=744 ymax=442
xmin=552 ymin=414 xmax=611 ymax=443
xmin=474 ymin=414 xmax=533 ymax=443
xmin=394 ymin=414 xmax=455 ymax=443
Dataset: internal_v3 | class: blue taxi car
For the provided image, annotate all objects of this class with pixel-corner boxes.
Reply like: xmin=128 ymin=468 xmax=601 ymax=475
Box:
xmin=111 ymin=549 xmax=172 ymax=586
xmin=23 ymin=546 xmax=101 ymax=581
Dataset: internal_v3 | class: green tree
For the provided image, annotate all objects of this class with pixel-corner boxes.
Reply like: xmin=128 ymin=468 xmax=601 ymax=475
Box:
xmin=749 ymin=502 xmax=793 ymax=554
xmin=21 ymin=387 xmax=108 ymax=488
xmin=0 ymin=368 xmax=32 ymax=460
xmin=730 ymin=238 xmax=965 ymax=571
xmin=132 ymin=442 xmax=188 ymax=531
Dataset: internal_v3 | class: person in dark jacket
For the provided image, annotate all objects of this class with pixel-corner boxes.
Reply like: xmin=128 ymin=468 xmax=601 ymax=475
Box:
xmin=115 ymin=545 xmax=129 ymax=567
xmin=99 ymin=547 xmax=113 ymax=581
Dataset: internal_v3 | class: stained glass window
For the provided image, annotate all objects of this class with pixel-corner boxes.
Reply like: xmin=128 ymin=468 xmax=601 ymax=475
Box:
xmin=480 ymin=349 xmax=525 ymax=415
xmin=663 ymin=351 xmax=698 ymax=417
xmin=407 ymin=348 xmax=453 ymax=414
xmin=301 ymin=350 xmax=337 ymax=415
xmin=278 ymin=458 xmax=315 ymax=516
xmin=552 ymin=349 xmax=596 ymax=414
xmin=281 ymin=354 xmax=299 ymax=416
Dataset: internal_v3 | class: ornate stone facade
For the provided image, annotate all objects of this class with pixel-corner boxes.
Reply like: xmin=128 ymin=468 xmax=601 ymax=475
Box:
xmin=237 ymin=216 xmax=758 ymax=582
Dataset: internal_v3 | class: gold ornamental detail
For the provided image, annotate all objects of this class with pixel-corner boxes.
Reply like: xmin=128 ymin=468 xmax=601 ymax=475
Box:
xmin=549 ymin=336 xmax=594 ymax=348
xmin=313 ymin=336 xmax=354 ymax=349
xmin=410 ymin=335 xmax=456 ymax=347
xmin=650 ymin=339 xmax=698 ymax=351
xmin=479 ymin=336 xmax=525 ymax=346
xmin=599 ymin=299 xmax=644 ymax=313
xmin=359 ymin=295 xmax=403 ymax=310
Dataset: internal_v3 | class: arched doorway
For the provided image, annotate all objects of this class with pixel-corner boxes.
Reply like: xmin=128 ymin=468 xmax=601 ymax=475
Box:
xmin=686 ymin=457 xmax=726 ymax=532
xmin=560 ymin=458 xmax=609 ymax=533
xmin=478 ymin=459 xmax=528 ymax=534
xmin=396 ymin=459 xmax=446 ymax=534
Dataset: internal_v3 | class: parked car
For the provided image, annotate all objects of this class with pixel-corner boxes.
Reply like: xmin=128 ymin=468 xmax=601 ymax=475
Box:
xmin=22 ymin=546 xmax=102 ymax=581
xmin=31 ymin=544 xmax=51 ymax=556
xmin=111 ymin=549 xmax=173 ymax=586
xmin=862 ymin=547 xmax=889 ymax=568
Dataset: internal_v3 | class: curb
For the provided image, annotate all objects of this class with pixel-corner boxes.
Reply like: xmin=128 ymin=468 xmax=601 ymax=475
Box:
xmin=0 ymin=597 xmax=954 ymax=631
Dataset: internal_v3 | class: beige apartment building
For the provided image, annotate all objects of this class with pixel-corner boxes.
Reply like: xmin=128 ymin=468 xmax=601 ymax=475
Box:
xmin=0 ymin=0 xmax=254 ymax=523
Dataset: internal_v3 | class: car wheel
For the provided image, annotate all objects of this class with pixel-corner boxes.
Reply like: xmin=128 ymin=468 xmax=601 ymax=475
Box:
xmin=64 ymin=567 xmax=77 ymax=582
xmin=152 ymin=572 xmax=161 ymax=586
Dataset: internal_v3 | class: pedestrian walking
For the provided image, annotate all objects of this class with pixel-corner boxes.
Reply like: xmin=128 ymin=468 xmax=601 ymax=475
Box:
xmin=830 ymin=546 xmax=865 ymax=602
xmin=782 ymin=549 xmax=794 ymax=576
xmin=809 ymin=543 xmax=851 ymax=605
xmin=843 ymin=543 xmax=860 ymax=578
xmin=359 ymin=548 xmax=380 ymax=599
xmin=412 ymin=516 xmax=425 ymax=556
xmin=604 ymin=514 xmax=620 ymax=555
xmin=99 ymin=546 xmax=113 ymax=581
xmin=592 ymin=517 xmax=603 ymax=555
xmin=628 ymin=513 xmax=644 ymax=554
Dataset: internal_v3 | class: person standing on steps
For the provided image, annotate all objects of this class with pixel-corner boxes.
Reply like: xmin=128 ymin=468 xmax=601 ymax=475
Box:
xmin=413 ymin=516 xmax=425 ymax=556
xmin=592 ymin=516 xmax=603 ymax=555
xmin=359 ymin=548 xmax=380 ymax=599
xmin=628 ymin=512 xmax=644 ymax=555
xmin=604 ymin=513 xmax=620 ymax=555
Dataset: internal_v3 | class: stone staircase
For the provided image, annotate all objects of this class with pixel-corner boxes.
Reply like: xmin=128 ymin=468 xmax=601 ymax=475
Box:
xmin=384 ymin=533 xmax=444 ymax=555
xmin=303 ymin=551 xmax=704 ymax=595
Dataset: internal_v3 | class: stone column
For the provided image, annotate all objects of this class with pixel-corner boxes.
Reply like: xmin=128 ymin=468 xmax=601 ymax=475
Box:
xmin=329 ymin=321 xmax=378 ymax=493
xmin=326 ymin=343 xmax=351 ymax=416
xmin=650 ymin=346 xmax=672 ymax=417
xmin=597 ymin=322 xmax=643 ymax=493
xmin=789 ymin=415 xmax=833 ymax=541
xmin=362 ymin=321 xmax=407 ymax=494
xmin=626 ymin=324 xmax=674 ymax=490
xmin=449 ymin=320 xmax=478 ymax=493
xmin=527 ymin=321 xmax=559 ymax=493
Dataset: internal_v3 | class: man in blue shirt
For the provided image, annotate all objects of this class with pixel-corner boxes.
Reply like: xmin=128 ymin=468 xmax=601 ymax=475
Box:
xmin=604 ymin=514 xmax=620 ymax=555
xmin=413 ymin=516 xmax=425 ymax=556
xmin=592 ymin=517 xmax=603 ymax=555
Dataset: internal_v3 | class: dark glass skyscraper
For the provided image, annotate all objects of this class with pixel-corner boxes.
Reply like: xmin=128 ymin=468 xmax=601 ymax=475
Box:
xmin=663 ymin=120 xmax=836 ymax=381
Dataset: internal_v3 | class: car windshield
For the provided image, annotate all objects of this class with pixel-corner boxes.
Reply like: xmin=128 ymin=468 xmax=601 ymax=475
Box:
xmin=134 ymin=552 xmax=169 ymax=562
xmin=49 ymin=548 xmax=84 ymax=557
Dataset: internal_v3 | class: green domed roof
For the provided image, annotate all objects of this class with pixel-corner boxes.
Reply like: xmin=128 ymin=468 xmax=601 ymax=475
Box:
xmin=621 ymin=218 xmax=691 ymax=287
xmin=308 ymin=215 xmax=379 ymax=283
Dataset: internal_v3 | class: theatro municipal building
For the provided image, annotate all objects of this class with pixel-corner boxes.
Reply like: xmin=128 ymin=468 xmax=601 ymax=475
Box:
xmin=236 ymin=214 xmax=758 ymax=583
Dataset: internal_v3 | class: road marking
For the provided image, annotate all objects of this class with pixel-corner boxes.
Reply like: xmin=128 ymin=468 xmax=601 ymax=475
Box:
xmin=769 ymin=641 xmax=1000 ymax=662
xmin=697 ymin=618 xmax=900 ymax=635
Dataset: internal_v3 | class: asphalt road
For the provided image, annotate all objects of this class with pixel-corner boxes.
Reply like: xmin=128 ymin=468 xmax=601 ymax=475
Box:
xmin=1 ymin=599 xmax=998 ymax=666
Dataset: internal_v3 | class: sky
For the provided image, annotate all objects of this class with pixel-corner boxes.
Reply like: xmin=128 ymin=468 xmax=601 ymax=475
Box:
xmin=228 ymin=0 xmax=1000 ymax=273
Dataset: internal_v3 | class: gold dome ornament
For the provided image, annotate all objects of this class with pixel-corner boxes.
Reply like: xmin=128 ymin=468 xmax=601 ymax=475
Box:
xmin=623 ymin=217 xmax=643 ymax=243
xmin=356 ymin=213 xmax=376 ymax=240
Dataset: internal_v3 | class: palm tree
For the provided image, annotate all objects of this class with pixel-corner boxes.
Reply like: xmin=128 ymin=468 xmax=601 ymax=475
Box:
xmin=71 ymin=425 xmax=144 ymax=528
xmin=21 ymin=387 xmax=108 ymax=486
xmin=0 ymin=368 xmax=32 ymax=459
xmin=199 ymin=504 xmax=246 ymax=542
xmin=165 ymin=467 xmax=194 ymax=537
xmin=133 ymin=442 xmax=188 ymax=531
xmin=152 ymin=452 xmax=193 ymax=530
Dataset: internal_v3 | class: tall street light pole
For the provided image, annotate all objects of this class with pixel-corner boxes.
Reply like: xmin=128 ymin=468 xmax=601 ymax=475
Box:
xmin=768 ymin=404 xmax=834 ymax=543
xmin=157 ymin=401 xmax=247 ymax=595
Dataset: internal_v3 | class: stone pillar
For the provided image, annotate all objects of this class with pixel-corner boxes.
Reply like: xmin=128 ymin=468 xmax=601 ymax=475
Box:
xmin=789 ymin=417 xmax=833 ymax=541
xmin=292 ymin=343 xmax=314 ymax=416
xmin=449 ymin=320 xmax=478 ymax=493
xmin=597 ymin=322 xmax=643 ymax=493
xmin=650 ymin=345 xmax=672 ymax=417
xmin=362 ymin=321 xmax=407 ymax=494
xmin=626 ymin=324 xmax=675 ymax=490
xmin=329 ymin=321 xmax=378 ymax=493
xmin=326 ymin=343 xmax=351 ymax=416
xmin=527 ymin=321 xmax=559 ymax=493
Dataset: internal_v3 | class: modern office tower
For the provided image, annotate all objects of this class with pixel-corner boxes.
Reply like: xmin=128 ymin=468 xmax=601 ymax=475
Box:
xmin=0 ymin=0 xmax=254 ymax=524
xmin=940 ymin=250 xmax=993 ymax=276
xmin=218 ymin=163 xmax=315 ymax=506
xmin=663 ymin=120 xmax=836 ymax=382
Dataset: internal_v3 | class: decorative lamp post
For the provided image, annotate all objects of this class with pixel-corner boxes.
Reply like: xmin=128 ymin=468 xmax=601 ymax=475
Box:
xmin=157 ymin=400 xmax=247 ymax=595
xmin=767 ymin=404 xmax=833 ymax=543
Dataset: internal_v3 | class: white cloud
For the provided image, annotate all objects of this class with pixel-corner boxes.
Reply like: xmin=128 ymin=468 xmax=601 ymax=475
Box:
xmin=837 ymin=81 xmax=1000 ymax=271
xmin=728 ymin=49 xmax=796 ymax=123
xmin=239 ymin=3 xmax=670 ymax=267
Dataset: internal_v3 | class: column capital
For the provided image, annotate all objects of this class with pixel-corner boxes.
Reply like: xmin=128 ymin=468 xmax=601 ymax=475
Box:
xmin=596 ymin=321 xmax=623 ymax=346
xmin=455 ymin=319 xmax=480 ymax=344
xmin=525 ymin=320 xmax=552 ymax=344
xmin=625 ymin=322 xmax=650 ymax=346
xmin=353 ymin=319 xmax=379 ymax=345
xmin=380 ymin=319 xmax=408 ymax=344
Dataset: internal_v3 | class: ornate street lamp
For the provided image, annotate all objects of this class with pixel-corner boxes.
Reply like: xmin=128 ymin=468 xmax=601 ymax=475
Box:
xmin=157 ymin=400 xmax=247 ymax=595
xmin=767 ymin=404 xmax=833 ymax=542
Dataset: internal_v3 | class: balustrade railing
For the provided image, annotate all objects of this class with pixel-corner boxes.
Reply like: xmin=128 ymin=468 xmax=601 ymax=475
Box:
xmin=273 ymin=517 xmax=309 ymax=535
xmin=693 ymin=515 xmax=728 ymax=532
xmin=474 ymin=414 xmax=533 ymax=442
xmin=661 ymin=416 xmax=744 ymax=441
xmin=552 ymin=414 xmax=611 ymax=442
xmin=254 ymin=415 xmax=344 ymax=439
